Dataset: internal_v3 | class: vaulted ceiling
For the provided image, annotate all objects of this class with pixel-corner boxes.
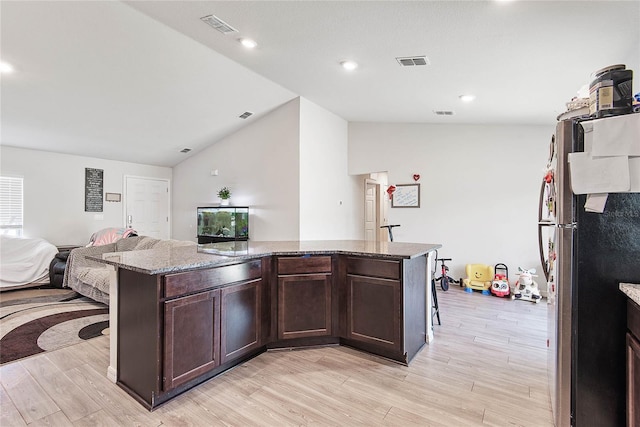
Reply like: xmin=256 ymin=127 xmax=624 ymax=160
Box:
xmin=2 ymin=1 xmax=638 ymax=167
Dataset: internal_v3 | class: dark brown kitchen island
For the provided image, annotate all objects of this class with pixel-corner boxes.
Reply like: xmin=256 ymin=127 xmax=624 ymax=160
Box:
xmin=95 ymin=240 xmax=441 ymax=410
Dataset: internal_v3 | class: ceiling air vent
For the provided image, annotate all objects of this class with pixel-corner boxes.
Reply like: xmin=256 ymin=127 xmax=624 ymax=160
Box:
xmin=200 ymin=15 xmax=238 ymax=34
xmin=396 ymin=56 xmax=429 ymax=67
xmin=433 ymin=110 xmax=454 ymax=116
xmin=239 ymin=111 xmax=253 ymax=119
xmin=180 ymin=148 xmax=192 ymax=153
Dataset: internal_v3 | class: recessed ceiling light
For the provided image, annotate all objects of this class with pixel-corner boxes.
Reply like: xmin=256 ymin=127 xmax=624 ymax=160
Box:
xmin=340 ymin=60 xmax=358 ymax=71
xmin=240 ymin=38 xmax=257 ymax=49
xmin=0 ymin=62 xmax=15 ymax=74
xmin=459 ymin=94 xmax=476 ymax=102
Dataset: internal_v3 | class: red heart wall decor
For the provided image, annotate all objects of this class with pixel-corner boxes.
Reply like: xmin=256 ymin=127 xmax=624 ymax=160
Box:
xmin=413 ymin=174 xmax=420 ymax=182
xmin=386 ymin=185 xmax=396 ymax=200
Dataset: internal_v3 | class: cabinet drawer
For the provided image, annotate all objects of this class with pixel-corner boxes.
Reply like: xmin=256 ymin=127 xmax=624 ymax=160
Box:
xmin=629 ymin=300 xmax=640 ymax=340
xmin=277 ymin=256 xmax=332 ymax=275
xmin=346 ymin=257 xmax=400 ymax=280
xmin=164 ymin=260 xmax=262 ymax=298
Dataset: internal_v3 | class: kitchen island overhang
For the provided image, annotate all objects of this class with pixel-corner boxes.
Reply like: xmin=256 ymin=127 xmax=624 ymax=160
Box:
xmin=94 ymin=240 xmax=441 ymax=410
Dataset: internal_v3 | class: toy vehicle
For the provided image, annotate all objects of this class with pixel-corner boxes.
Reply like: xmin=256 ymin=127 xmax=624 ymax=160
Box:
xmin=490 ymin=263 xmax=510 ymax=297
xmin=511 ymin=267 xmax=542 ymax=303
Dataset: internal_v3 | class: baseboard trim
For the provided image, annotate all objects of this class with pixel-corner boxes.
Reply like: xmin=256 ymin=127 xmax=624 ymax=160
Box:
xmin=107 ymin=365 xmax=117 ymax=383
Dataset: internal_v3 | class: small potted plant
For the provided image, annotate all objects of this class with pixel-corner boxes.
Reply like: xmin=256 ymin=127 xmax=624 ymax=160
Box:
xmin=217 ymin=186 xmax=231 ymax=206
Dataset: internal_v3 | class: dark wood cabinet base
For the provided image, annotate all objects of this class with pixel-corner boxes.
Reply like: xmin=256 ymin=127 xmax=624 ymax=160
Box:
xmin=120 ymin=333 xmax=422 ymax=412
xmin=119 ymin=346 xmax=267 ymax=411
xmin=117 ymin=253 xmax=430 ymax=410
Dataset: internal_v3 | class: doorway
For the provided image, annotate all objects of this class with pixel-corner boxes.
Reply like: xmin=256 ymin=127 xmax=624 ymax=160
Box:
xmin=364 ymin=178 xmax=382 ymax=242
xmin=124 ymin=176 xmax=170 ymax=239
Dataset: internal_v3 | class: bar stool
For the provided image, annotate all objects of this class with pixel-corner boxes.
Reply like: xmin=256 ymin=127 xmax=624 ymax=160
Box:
xmin=431 ymin=250 xmax=442 ymax=326
xmin=380 ymin=224 xmax=400 ymax=242
xmin=432 ymin=278 xmax=441 ymax=325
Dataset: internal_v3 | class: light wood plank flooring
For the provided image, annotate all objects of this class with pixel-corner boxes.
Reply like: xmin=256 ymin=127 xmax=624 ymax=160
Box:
xmin=0 ymin=286 xmax=552 ymax=426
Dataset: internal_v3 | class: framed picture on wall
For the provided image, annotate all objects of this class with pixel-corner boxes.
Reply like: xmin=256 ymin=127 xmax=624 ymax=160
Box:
xmin=392 ymin=184 xmax=420 ymax=208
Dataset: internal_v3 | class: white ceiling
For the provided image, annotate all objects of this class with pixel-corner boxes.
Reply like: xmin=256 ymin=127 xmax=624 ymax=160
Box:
xmin=1 ymin=1 xmax=639 ymax=167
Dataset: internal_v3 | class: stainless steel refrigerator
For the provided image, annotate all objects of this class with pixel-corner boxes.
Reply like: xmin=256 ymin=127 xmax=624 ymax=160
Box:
xmin=540 ymin=116 xmax=640 ymax=427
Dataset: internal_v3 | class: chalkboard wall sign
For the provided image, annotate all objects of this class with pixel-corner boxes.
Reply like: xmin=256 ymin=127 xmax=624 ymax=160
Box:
xmin=85 ymin=168 xmax=104 ymax=212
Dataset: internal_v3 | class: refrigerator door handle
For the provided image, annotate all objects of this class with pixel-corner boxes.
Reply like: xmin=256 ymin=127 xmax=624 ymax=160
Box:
xmin=538 ymin=222 xmax=555 ymax=282
xmin=538 ymin=179 xmax=552 ymax=282
xmin=556 ymin=223 xmax=577 ymax=229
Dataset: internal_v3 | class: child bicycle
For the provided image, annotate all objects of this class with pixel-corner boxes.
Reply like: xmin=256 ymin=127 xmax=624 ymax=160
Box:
xmin=432 ymin=252 xmax=462 ymax=291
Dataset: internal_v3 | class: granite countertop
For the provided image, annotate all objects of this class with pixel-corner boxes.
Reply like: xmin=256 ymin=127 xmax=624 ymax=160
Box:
xmin=91 ymin=240 xmax=441 ymax=275
xmin=620 ymin=283 xmax=640 ymax=306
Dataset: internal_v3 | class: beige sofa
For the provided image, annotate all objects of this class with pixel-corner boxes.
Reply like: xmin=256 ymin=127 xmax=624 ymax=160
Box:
xmin=62 ymin=236 xmax=195 ymax=305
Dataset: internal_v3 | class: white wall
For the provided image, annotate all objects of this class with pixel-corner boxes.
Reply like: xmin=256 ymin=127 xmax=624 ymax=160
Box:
xmin=299 ymin=98 xmax=361 ymax=240
xmin=3 ymin=98 xmax=552 ymax=291
xmin=349 ymin=122 xmax=553 ymax=289
xmin=172 ymin=99 xmax=301 ymax=242
xmin=0 ymin=146 xmax=171 ymax=246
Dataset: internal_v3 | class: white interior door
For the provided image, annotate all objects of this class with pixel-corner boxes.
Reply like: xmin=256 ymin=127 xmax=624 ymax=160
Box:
xmin=364 ymin=181 xmax=379 ymax=241
xmin=124 ymin=176 xmax=170 ymax=239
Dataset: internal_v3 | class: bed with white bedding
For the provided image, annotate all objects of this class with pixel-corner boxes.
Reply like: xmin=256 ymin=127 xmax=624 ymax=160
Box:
xmin=0 ymin=235 xmax=58 ymax=290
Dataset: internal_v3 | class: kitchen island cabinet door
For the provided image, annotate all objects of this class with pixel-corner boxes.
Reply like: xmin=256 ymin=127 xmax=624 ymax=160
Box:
xmin=163 ymin=290 xmax=220 ymax=391
xmin=220 ymin=279 xmax=262 ymax=364
xmin=278 ymin=273 xmax=332 ymax=340
xmin=346 ymin=274 xmax=402 ymax=356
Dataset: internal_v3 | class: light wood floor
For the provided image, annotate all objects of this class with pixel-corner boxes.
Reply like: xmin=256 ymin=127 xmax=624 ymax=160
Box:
xmin=0 ymin=286 xmax=553 ymax=426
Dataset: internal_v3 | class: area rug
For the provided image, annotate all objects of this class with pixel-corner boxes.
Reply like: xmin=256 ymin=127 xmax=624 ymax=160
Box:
xmin=0 ymin=288 xmax=108 ymax=364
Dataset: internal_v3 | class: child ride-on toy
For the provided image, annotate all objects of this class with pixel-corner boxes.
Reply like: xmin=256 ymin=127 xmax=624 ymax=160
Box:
xmin=490 ymin=263 xmax=510 ymax=298
xmin=511 ymin=267 xmax=542 ymax=303
xmin=433 ymin=256 xmax=462 ymax=291
xmin=463 ymin=264 xmax=494 ymax=295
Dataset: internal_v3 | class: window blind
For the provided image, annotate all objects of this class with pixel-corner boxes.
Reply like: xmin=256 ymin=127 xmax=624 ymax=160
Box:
xmin=0 ymin=176 xmax=23 ymax=236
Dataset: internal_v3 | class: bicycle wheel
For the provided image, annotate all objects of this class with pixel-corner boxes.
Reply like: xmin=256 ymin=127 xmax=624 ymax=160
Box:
xmin=441 ymin=275 xmax=449 ymax=291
